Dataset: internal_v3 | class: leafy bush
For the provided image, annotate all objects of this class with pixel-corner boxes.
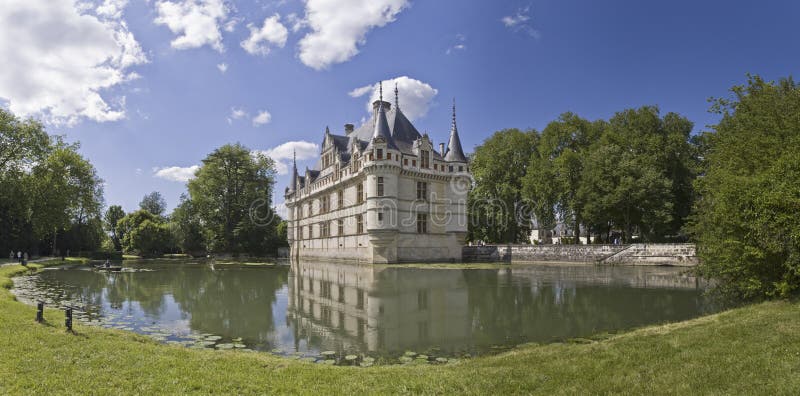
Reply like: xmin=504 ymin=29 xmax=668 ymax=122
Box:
xmin=690 ymin=75 xmax=800 ymax=299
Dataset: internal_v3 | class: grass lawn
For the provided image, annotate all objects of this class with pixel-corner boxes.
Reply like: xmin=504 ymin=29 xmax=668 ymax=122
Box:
xmin=1 ymin=263 xmax=799 ymax=395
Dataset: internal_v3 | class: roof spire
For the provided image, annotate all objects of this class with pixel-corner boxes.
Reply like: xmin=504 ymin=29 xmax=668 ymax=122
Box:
xmin=289 ymin=149 xmax=298 ymax=192
xmin=369 ymin=80 xmax=398 ymax=151
xmin=394 ymin=82 xmax=399 ymax=111
xmin=444 ymin=97 xmax=467 ymax=163
xmin=452 ymin=97 xmax=457 ymax=126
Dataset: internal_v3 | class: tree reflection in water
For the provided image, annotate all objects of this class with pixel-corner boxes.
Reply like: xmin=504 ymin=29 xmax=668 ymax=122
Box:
xmin=29 ymin=261 xmax=710 ymax=358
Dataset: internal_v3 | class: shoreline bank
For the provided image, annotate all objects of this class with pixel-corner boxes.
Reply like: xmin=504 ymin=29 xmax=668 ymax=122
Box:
xmin=1 ymin=262 xmax=798 ymax=394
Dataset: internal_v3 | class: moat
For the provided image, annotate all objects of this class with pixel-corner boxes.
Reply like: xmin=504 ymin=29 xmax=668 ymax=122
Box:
xmin=12 ymin=261 xmax=714 ymax=365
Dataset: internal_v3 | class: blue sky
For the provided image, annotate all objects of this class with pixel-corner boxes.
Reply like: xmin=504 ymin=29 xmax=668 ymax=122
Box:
xmin=2 ymin=0 xmax=798 ymax=214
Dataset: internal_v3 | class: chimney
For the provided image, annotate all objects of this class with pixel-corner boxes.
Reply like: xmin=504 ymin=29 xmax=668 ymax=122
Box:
xmin=345 ymin=123 xmax=354 ymax=134
xmin=372 ymin=100 xmax=392 ymax=112
xmin=439 ymin=143 xmax=445 ymax=155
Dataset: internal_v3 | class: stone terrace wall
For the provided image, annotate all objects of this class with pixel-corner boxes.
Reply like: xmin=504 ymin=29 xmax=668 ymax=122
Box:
xmin=601 ymin=243 xmax=697 ymax=266
xmin=462 ymin=243 xmax=697 ymax=266
xmin=462 ymin=244 xmax=626 ymax=263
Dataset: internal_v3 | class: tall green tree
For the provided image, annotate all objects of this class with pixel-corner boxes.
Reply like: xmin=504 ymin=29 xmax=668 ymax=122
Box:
xmin=170 ymin=194 xmax=206 ymax=256
xmin=468 ymin=129 xmax=538 ymax=243
xmin=690 ymin=75 xmax=800 ymax=299
xmin=139 ymin=191 xmax=167 ymax=217
xmin=104 ymin=205 xmax=126 ymax=251
xmin=523 ymin=113 xmax=604 ymax=242
xmin=117 ymin=210 xmax=171 ymax=257
xmin=580 ymin=107 xmax=695 ymax=242
xmin=187 ymin=143 xmax=280 ymax=254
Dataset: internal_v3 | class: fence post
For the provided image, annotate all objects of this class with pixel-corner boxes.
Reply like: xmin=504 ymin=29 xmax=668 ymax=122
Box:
xmin=64 ymin=307 xmax=73 ymax=331
xmin=36 ymin=301 xmax=44 ymax=323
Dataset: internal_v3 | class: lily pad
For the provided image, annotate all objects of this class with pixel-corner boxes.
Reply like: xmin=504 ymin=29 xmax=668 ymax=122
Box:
xmin=216 ymin=343 xmax=235 ymax=350
xmin=320 ymin=351 xmax=337 ymax=358
xmin=435 ymin=357 xmax=449 ymax=363
xmin=233 ymin=343 xmax=246 ymax=349
xmin=204 ymin=335 xmax=222 ymax=341
xmin=403 ymin=351 xmax=417 ymax=357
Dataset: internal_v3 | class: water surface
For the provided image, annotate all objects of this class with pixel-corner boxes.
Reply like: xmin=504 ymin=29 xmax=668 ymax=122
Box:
xmin=12 ymin=260 xmax=713 ymax=363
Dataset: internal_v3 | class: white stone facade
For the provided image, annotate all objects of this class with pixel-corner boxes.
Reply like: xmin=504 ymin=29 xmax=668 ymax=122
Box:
xmin=284 ymin=92 xmax=471 ymax=263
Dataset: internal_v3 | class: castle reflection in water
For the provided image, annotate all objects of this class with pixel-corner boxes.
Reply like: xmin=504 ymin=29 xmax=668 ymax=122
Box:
xmin=286 ymin=261 xmax=708 ymax=355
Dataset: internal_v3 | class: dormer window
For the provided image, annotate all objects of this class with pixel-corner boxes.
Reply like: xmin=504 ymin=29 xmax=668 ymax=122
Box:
xmin=421 ymin=150 xmax=429 ymax=168
xmin=377 ymin=149 xmax=383 ymax=160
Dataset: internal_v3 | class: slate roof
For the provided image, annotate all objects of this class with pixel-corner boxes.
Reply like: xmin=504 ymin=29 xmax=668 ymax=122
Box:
xmin=295 ymin=98 xmax=464 ymax=190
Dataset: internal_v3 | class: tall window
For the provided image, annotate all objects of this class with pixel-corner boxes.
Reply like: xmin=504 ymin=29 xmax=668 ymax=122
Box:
xmin=321 ymin=195 xmax=329 ymax=213
xmin=377 ymin=211 xmax=384 ymax=223
xmin=376 ymin=149 xmax=383 ymax=160
xmin=357 ymin=183 xmax=364 ymax=203
xmin=337 ymin=190 xmax=344 ymax=208
xmin=320 ymin=222 xmax=328 ymax=237
xmin=356 ymin=214 xmax=363 ymax=234
xmin=377 ymin=176 xmax=384 ymax=197
xmin=416 ymin=181 xmax=428 ymax=201
xmin=421 ymin=150 xmax=429 ymax=168
xmin=416 ymin=213 xmax=428 ymax=234
xmin=338 ymin=219 xmax=344 ymax=235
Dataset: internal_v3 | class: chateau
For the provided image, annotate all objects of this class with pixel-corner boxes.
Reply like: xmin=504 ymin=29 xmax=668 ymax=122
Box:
xmin=284 ymin=84 xmax=472 ymax=263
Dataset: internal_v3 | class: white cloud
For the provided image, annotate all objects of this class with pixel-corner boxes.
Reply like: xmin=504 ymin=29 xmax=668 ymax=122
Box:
xmin=153 ymin=165 xmax=200 ymax=182
xmin=252 ymin=110 xmax=272 ymax=126
xmin=96 ymin=0 xmax=129 ymax=20
xmin=217 ymin=62 xmax=228 ymax=73
xmin=446 ymin=33 xmax=466 ymax=55
xmin=298 ymin=0 xmax=409 ymax=70
xmin=241 ymin=14 xmax=288 ymax=56
xmin=226 ymin=106 xmax=246 ymax=124
xmin=285 ymin=13 xmax=307 ymax=33
xmin=0 ymin=0 xmax=147 ymax=126
xmin=223 ymin=17 xmax=240 ymax=33
xmin=348 ymin=76 xmax=438 ymax=121
xmin=501 ymin=6 xmax=540 ymax=39
xmin=259 ymin=140 xmax=319 ymax=175
xmin=154 ymin=0 xmax=229 ymax=52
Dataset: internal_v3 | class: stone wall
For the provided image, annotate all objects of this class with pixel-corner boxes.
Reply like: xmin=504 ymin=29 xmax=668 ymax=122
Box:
xmin=462 ymin=243 xmax=697 ymax=266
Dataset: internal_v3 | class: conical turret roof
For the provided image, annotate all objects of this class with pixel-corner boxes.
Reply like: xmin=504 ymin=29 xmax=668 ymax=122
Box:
xmin=368 ymin=82 xmax=398 ymax=150
xmin=444 ymin=99 xmax=467 ymax=162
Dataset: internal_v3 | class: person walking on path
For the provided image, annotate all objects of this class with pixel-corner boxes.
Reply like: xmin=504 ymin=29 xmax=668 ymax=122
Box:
xmin=17 ymin=251 xmax=22 ymax=264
